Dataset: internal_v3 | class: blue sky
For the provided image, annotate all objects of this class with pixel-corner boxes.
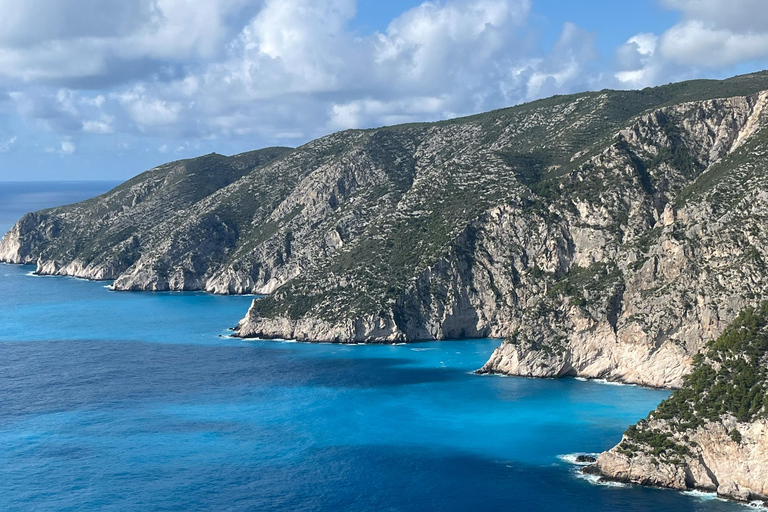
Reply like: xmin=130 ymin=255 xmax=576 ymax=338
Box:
xmin=1 ymin=0 xmax=768 ymax=181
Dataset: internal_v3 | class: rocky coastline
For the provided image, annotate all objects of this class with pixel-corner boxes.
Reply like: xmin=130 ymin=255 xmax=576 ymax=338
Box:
xmin=582 ymin=303 xmax=768 ymax=505
xmin=4 ymin=72 xmax=768 ymax=504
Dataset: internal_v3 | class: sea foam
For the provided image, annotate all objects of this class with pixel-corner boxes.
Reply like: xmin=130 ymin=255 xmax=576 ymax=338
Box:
xmin=558 ymin=453 xmax=599 ymax=466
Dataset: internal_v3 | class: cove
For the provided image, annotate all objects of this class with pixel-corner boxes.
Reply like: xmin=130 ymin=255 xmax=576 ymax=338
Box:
xmin=0 ymin=182 xmax=749 ymax=511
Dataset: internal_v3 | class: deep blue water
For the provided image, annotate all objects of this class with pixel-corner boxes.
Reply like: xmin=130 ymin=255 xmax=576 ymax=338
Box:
xmin=0 ymin=182 xmax=748 ymax=511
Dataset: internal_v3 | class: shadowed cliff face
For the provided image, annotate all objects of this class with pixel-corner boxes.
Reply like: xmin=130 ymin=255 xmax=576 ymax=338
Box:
xmin=5 ymin=73 xmax=768 ymax=392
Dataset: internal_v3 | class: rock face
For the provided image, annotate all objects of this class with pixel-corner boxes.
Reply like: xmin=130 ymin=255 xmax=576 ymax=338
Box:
xmin=243 ymin=80 xmax=768 ymax=389
xmin=6 ymin=72 xmax=768 ymax=391
xmin=4 ymin=71 xmax=768 ymax=504
xmin=0 ymin=147 xmax=293 ymax=287
xmin=595 ymin=419 xmax=768 ymax=501
xmin=593 ymin=303 xmax=768 ymax=503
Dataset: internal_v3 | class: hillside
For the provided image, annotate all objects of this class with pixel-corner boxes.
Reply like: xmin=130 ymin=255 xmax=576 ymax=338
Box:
xmin=0 ymin=147 xmax=292 ymax=287
xmin=4 ymin=72 xmax=768 ymax=390
xmin=591 ymin=303 xmax=768 ymax=504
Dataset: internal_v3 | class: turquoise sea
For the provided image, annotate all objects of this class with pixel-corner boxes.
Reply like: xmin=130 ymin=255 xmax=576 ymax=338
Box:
xmin=0 ymin=182 xmax=749 ymax=511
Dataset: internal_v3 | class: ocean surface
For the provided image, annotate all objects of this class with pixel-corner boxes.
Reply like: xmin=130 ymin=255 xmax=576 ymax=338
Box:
xmin=0 ymin=182 xmax=750 ymax=511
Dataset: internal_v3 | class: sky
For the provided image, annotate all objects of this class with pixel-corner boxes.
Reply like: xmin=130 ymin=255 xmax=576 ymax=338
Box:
xmin=2 ymin=0 xmax=768 ymax=181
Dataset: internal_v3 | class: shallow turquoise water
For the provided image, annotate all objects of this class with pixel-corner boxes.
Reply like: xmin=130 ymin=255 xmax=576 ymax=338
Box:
xmin=0 ymin=183 xmax=748 ymax=511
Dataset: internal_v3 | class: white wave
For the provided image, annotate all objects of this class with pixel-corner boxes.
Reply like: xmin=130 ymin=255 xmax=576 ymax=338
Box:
xmin=411 ymin=347 xmax=436 ymax=351
xmin=681 ymin=490 xmax=718 ymax=501
xmin=573 ymin=377 xmax=637 ymax=387
xmin=558 ymin=453 xmax=599 ymax=466
xmin=242 ymin=337 xmax=295 ymax=343
xmin=748 ymin=501 xmax=768 ymax=510
xmin=574 ymin=470 xmax=629 ymax=488
xmin=593 ymin=378 xmax=634 ymax=387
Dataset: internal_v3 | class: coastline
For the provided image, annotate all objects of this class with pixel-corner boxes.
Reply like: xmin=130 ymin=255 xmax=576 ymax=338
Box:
xmin=578 ymin=463 xmax=768 ymax=508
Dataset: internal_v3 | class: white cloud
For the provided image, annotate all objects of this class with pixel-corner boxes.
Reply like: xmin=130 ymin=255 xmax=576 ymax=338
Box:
xmin=82 ymin=117 xmax=114 ymax=134
xmin=524 ymin=22 xmax=598 ymax=100
xmin=8 ymin=87 xmax=117 ymax=135
xmin=374 ymin=0 xmax=529 ymax=89
xmin=5 ymin=0 xmax=768 ymax=161
xmin=165 ymin=0 xmax=583 ymax=137
xmin=46 ymin=137 xmax=76 ymax=155
xmin=114 ymin=86 xmax=182 ymax=128
xmin=0 ymin=0 xmax=600 ymax=144
xmin=235 ymin=0 xmax=359 ymax=93
xmin=628 ymin=33 xmax=658 ymax=57
xmin=0 ymin=135 xmax=17 ymax=152
xmin=61 ymin=139 xmax=76 ymax=154
xmin=614 ymin=33 xmax=660 ymax=86
xmin=0 ymin=0 xmax=249 ymax=84
xmin=660 ymin=0 xmax=768 ymax=32
xmin=329 ymin=96 xmax=451 ymax=130
xmin=275 ymin=132 xmax=305 ymax=140
xmin=55 ymin=0 xmax=569 ymax=140
xmin=659 ymin=20 xmax=768 ymax=67
xmin=617 ymin=0 xmax=768 ymax=87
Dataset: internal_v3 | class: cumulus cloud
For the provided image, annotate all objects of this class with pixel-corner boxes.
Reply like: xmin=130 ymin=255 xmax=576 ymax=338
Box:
xmin=28 ymin=0 xmax=583 ymax=142
xmin=616 ymin=0 xmax=768 ymax=89
xmin=114 ymin=86 xmax=182 ymax=128
xmin=153 ymin=0 xmax=598 ymax=138
xmin=9 ymin=87 xmax=116 ymax=134
xmin=374 ymin=0 xmax=528 ymax=89
xmin=659 ymin=20 xmax=768 ymax=67
xmin=0 ymin=0 xmax=251 ymax=84
xmin=614 ymin=33 xmax=660 ymax=86
xmin=82 ymin=118 xmax=114 ymax=134
xmin=0 ymin=0 xmax=605 ymax=146
xmin=524 ymin=22 xmax=598 ymax=100
xmin=3 ymin=0 xmax=768 ymax=164
xmin=660 ymin=0 xmax=768 ymax=32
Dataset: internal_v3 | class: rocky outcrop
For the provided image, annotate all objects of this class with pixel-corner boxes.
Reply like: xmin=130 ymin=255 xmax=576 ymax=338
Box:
xmin=6 ymin=73 xmax=768 ymax=393
xmin=594 ymin=418 xmax=768 ymax=503
xmin=238 ymin=88 xmax=768 ymax=390
xmin=0 ymin=147 xmax=294 ymax=287
xmin=235 ymin=300 xmax=407 ymax=343
xmin=591 ymin=303 xmax=768 ymax=504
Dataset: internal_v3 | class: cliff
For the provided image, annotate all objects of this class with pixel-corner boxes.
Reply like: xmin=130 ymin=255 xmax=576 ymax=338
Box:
xmin=5 ymin=70 xmax=768 ymax=504
xmin=591 ymin=303 xmax=768 ymax=505
xmin=5 ymin=73 xmax=768 ymax=390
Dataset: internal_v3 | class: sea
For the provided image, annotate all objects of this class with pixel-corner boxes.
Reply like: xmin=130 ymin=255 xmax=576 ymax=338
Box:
xmin=0 ymin=182 xmax=752 ymax=511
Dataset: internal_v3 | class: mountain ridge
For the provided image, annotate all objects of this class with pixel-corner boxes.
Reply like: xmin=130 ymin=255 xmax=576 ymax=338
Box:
xmin=3 ymin=73 xmax=768 ymax=373
xmin=4 ymin=70 xmax=768 ymax=503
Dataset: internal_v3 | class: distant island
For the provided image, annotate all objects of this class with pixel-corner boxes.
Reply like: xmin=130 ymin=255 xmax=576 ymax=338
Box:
xmin=2 ymin=71 xmax=768 ymax=505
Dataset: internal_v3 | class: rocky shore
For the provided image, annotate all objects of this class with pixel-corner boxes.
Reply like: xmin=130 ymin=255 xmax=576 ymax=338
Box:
xmin=584 ymin=303 xmax=768 ymax=505
xmin=4 ymin=72 xmax=768 ymax=505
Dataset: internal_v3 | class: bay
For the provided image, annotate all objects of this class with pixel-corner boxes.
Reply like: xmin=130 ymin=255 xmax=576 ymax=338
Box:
xmin=0 ymin=182 xmax=746 ymax=511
